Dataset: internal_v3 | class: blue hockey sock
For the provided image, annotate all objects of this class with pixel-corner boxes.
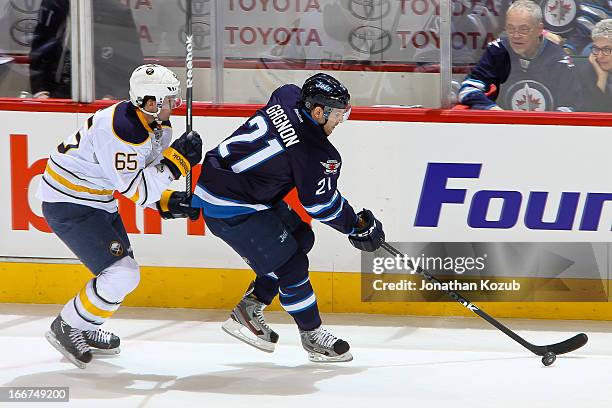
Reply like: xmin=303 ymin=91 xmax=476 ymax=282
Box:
xmin=279 ymin=276 xmax=321 ymax=331
xmin=253 ymin=274 xmax=279 ymax=305
xmin=275 ymin=251 xmax=321 ymax=331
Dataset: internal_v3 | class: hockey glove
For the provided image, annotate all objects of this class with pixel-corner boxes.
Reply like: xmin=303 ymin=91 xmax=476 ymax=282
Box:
xmin=157 ymin=190 xmax=200 ymax=220
xmin=161 ymin=130 xmax=203 ymax=179
xmin=348 ymin=209 xmax=385 ymax=252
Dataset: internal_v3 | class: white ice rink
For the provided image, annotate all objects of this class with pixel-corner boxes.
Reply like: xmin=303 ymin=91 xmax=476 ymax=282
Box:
xmin=1 ymin=304 xmax=611 ymax=408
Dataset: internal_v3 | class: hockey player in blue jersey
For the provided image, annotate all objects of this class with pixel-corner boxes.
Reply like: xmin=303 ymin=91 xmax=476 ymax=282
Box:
xmin=191 ymin=73 xmax=385 ymax=362
xmin=459 ymin=0 xmax=584 ymax=111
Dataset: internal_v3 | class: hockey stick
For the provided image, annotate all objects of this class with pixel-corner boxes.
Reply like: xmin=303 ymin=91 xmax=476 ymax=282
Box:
xmin=380 ymin=242 xmax=588 ymax=358
xmin=184 ymin=0 xmax=193 ymax=197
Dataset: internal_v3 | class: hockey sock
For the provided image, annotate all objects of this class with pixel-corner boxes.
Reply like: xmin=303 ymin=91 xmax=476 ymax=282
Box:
xmin=276 ymin=251 xmax=321 ymax=331
xmin=253 ymin=274 xmax=279 ymax=305
xmin=60 ymin=257 xmax=139 ymax=330
xmin=60 ymin=277 xmax=121 ymax=331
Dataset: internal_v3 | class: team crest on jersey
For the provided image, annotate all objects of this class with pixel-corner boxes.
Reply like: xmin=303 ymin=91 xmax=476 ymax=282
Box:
xmin=504 ymin=80 xmax=554 ymax=112
xmin=153 ymin=128 xmax=163 ymax=142
xmin=488 ymin=38 xmax=502 ymax=48
xmin=519 ymin=58 xmax=531 ymax=70
xmin=559 ymin=55 xmax=575 ymax=68
xmin=540 ymin=0 xmax=578 ymax=34
xmin=109 ymin=241 xmax=124 ymax=257
xmin=321 ymin=160 xmax=341 ymax=174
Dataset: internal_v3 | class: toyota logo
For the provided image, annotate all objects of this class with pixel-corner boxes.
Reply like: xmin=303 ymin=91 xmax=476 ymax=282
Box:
xmin=179 ymin=0 xmax=210 ymax=16
xmin=10 ymin=18 xmax=37 ymax=47
xmin=9 ymin=0 xmax=40 ymax=14
xmin=179 ymin=21 xmax=210 ymax=51
xmin=349 ymin=0 xmax=392 ymax=21
xmin=349 ymin=26 xmax=392 ymax=54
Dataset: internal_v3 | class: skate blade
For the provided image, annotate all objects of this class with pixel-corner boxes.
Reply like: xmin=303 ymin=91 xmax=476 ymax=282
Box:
xmin=90 ymin=347 xmax=121 ymax=355
xmin=308 ymin=351 xmax=353 ymax=363
xmin=221 ymin=318 xmax=275 ymax=353
xmin=45 ymin=331 xmax=88 ymax=369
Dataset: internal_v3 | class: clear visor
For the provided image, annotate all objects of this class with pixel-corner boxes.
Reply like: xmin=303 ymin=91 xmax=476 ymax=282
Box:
xmin=327 ymin=104 xmax=351 ymax=122
xmin=161 ymin=94 xmax=182 ymax=110
xmin=343 ymin=105 xmax=352 ymax=122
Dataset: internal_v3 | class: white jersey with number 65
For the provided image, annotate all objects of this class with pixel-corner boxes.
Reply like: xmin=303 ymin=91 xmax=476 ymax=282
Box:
xmin=37 ymin=101 xmax=176 ymax=213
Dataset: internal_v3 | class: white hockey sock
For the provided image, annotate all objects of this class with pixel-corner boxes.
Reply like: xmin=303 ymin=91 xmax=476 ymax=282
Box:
xmin=60 ymin=257 xmax=140 ymax=331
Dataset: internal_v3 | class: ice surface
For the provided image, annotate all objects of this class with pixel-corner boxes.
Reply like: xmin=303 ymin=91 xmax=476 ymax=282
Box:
xmin=0 ymin=304 xmax=610 ymax=408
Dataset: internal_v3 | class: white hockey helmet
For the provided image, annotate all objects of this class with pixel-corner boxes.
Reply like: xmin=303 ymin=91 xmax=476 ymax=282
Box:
xmin=129 ymin=64 xmax=182 ymax=120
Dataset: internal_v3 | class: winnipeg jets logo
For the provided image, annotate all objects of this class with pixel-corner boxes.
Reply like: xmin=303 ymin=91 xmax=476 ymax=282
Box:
xmin=505 ymin=80 xmax=553 ymax=112
xmin=542 ymin=0 xmax=577 ymax=33
xmin=559 ymin=55 xmax=575 ymax=68
xmin=488 ymin=38 xmax=502 ymax=48
xmin=315 ymin=82 xmax=333 ymax=92
xmin=514 ymin=91 xmax=544 ymax=111
xmin=109 ymin=241 xmax=124 ymax=257
xmin=321 ymin=160 xmax=341 ymax=174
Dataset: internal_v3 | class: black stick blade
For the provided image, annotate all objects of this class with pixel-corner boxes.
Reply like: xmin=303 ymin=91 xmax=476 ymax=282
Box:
xmin=535 ymin=333 xmax=588 ymax=356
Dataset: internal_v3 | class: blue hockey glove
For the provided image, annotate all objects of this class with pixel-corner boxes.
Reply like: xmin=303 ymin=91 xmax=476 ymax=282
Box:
xmin=348 ymin=209 xmax=385 ymax=252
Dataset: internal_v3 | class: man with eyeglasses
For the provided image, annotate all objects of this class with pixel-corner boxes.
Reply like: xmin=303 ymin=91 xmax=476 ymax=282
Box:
xmin=459 ymin=0 xmax=584 ymax=111
xmin=190 ymin=73 xmax=384 ymax=363
xmin=580 ymin=19 xmax=612 ymax=112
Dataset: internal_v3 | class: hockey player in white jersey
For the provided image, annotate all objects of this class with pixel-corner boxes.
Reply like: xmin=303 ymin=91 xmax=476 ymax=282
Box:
xmin=37 ymin=64 xmax=202 ymax=369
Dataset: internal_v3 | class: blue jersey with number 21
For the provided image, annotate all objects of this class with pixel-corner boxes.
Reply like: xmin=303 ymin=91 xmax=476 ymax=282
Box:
xmin=193 ymin=84 xmax=358 ymax=234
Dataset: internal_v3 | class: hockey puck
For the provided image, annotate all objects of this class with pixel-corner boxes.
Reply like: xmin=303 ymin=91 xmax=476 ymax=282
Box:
xmin=542 ymin=351 xmax=556 ymax=366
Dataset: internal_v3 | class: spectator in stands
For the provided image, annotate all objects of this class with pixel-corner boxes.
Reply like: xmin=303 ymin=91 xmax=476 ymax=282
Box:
xmin=29 ymin=0 xmax=143 ymax=99
xmin=546 ymin=0 xmax=612 ymax=56
xmin=458 ymin=0 xmax=584 ymax=111
xmin=579 ymin=19 xmax=612 ymax=112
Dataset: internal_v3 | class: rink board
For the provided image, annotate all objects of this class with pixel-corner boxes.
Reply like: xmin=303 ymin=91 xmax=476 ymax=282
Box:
xmin=2 ymin=106 xmax=612 ymax=319
xmin=1 ymin=262 xmax=611 ymax=320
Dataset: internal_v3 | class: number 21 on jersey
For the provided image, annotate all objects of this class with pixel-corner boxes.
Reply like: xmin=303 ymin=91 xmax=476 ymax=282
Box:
xmin=218 ymin=115 xmax=284 ymax=173
xmin=316 ymin=177 xmax=332 ymax=195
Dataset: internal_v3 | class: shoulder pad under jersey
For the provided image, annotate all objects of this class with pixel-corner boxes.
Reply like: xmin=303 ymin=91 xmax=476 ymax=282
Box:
xmin=111 ymin=101 xmax=152 ymax=145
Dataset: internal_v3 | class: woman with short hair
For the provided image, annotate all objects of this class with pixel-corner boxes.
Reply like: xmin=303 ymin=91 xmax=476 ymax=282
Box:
xmin=582 ymin=19 xmax=612 ymax=112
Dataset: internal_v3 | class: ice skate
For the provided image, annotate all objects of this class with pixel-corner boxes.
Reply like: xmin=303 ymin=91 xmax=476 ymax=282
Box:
xmin=45 ymin=316 xmax=92 ymax=369
xmin=222 ymin=282 xmax=279 ymax=352
xmin=84 ymin=328 xmax=121 ymax=355
xmin=300 ymin=326 xmax=353 ymax=363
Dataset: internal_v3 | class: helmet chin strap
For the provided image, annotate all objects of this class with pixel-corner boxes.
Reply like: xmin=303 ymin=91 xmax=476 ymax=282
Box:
xmin=319 ymin=115 xmax=330 ymax=135
xmin=320 ymin=107 xmax=333 ymax=130
xmin=303 ymin=102 xmax=331 ymax=135
xmin=138 ymin=105 xmax=162 ymax=124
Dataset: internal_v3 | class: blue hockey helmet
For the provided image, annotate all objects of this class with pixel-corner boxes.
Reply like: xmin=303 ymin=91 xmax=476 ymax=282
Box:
xmin=301 ymin=73 xmax=350 ymax=119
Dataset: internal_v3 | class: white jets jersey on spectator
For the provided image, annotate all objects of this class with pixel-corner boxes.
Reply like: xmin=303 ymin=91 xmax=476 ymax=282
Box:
xmin=37 ymin=101 xmax=175 ymax=212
